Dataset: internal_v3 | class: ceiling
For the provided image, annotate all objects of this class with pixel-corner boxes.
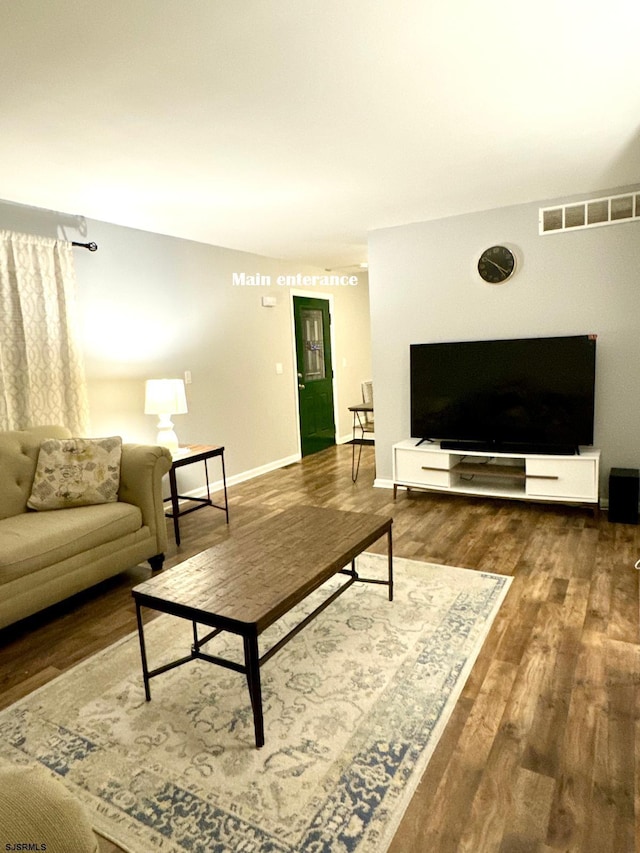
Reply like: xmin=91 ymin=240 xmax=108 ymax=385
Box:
xmin=1 ymin=0 xmax=639 ymax=269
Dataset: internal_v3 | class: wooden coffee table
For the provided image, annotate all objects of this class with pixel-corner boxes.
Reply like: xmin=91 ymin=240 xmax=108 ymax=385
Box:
xmin=132 ymin=505 xmax=393 ymax=748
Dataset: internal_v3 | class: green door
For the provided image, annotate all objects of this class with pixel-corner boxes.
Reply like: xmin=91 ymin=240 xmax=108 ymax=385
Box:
xmin=294 ymin=296 xmax=336 ymax=457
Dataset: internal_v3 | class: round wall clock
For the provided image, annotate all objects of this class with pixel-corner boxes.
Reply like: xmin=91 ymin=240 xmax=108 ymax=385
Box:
xmin=477 ymin=245 xmax=516 ymax=284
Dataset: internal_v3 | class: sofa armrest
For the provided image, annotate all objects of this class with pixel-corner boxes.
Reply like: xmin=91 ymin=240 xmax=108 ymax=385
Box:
xmin=118 ymin=444 xmax=173 ymax=553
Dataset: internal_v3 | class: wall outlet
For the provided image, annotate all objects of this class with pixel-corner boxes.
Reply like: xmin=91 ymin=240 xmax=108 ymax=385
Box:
xmin=184 ymin=370 xmax=192 ymax=385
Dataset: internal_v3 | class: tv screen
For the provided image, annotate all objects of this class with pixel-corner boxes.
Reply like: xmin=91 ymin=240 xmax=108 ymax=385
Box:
xmin=410 ymin=335 xmax=596 ymax=453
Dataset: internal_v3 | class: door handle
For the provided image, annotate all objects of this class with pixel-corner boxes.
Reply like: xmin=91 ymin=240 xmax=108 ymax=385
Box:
xmin=297 ymin=372 xmax=303 ymax=379
xmin=298 ymin=384 xmax=305 ymax=390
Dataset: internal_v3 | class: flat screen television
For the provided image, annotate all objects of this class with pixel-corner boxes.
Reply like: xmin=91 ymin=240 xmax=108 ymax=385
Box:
xmin=410 ymin=334 xmax=596 ymax=454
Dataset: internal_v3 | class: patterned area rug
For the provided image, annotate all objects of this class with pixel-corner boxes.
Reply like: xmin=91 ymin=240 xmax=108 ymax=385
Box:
xmin=0 ymin=554 xmax=511 ymax=853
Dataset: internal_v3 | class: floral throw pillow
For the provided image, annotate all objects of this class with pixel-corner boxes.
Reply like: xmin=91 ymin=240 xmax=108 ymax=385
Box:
xmin=27 ymin=436 xmax=122 ymax=511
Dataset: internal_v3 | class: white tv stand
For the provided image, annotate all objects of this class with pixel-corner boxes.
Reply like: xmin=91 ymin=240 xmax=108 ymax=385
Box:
xmin=392 ymin=439 xmax=600 ymax=511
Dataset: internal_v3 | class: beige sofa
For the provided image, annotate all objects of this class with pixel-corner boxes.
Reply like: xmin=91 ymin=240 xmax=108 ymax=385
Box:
xmin=0 ymin=425 xmax=172 ymax=630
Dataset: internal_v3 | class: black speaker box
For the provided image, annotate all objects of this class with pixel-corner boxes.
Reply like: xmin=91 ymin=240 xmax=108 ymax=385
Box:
xmin=608 ymin=468 xmax=639 ymax=524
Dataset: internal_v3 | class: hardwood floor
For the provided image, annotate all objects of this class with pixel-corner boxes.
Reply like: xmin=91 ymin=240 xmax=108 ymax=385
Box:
xmin=1 ymin=443 xmax=638 ymax=852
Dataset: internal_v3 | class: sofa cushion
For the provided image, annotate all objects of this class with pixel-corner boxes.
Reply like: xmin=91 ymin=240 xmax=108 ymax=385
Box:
xmin=27 ymin=436 xmax=122 ymax=511
xmin=0 ymin=426 xmax=71 ymax=520
xmin=0 ymin=763 xmax=99 ymax=853
xmin=0 ymin=502 xmax=143 ymax=582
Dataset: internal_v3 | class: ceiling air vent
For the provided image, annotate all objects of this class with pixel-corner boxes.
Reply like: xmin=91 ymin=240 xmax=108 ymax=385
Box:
xmin=539 ymin=191 xmax=640 ymax=235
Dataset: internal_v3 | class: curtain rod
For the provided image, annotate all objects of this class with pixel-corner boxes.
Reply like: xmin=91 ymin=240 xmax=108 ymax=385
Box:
xmin=71 ymin=241 xmax=98 ymax=252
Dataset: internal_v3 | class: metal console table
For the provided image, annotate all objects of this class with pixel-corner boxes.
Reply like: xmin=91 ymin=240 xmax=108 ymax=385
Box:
xmin=166 ymin=444 xmax=229 ymax=545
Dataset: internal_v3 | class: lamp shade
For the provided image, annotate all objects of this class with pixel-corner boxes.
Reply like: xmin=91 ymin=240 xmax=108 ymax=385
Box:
xmin=144 ymin=379 xmax=188 ymax=415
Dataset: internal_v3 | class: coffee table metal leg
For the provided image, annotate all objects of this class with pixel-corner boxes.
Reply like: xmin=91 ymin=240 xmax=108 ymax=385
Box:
xmin=243 ymin=630 xmax=264 ymax=748
xmin=135 ymin=602 xmax=152 ymax=701
xmin=388 ymin=526 xmax=394 ymax=601
xmin=349 ymin=558 xmax=359 ymax=581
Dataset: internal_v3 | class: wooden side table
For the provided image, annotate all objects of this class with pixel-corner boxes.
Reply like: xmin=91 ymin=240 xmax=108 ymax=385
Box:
xmin=165 ymin=444 xmax=229 ymax=545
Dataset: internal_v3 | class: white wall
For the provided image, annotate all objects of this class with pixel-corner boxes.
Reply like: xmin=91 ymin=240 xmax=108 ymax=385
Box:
xmin=368 ymin=184 xmax=640 ymax=498
xmin=0 ymin=199 xmax=372 ymax=491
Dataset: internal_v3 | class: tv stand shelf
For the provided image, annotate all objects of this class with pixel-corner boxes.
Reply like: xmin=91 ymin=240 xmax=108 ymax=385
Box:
xmin=392 ymin=440 xmax=600 ymax=510
xmin=455 ymin=462 xmax=526 ymax=480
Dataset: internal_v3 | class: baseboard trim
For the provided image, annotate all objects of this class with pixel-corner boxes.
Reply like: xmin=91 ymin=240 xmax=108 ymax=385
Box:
xmin=374 ymin=478 xmax=394 ymax=490
xmin=166 ymin=452 xmax=302 ymax=503
xmin=338 ymin=432 xmax=376 ymax=445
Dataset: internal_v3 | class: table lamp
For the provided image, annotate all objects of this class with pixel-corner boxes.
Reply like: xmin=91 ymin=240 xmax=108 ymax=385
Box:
xmin=144 ymin=378 xmax=188 ymax=453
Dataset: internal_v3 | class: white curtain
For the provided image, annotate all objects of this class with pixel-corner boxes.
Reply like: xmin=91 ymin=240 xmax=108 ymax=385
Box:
xmin=0 ymin=230 xmax=90 ymax=433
